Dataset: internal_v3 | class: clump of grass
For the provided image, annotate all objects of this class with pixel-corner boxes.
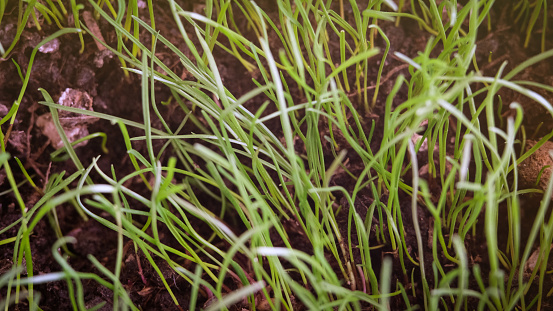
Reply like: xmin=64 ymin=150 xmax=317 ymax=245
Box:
xmin=2 ymin=0 xmax=553 ymax=310
xmin=513 ymin=0 xmax=550 ymax=52
xmin=0 ymin=0 xmax=153 ymax=58
xmin=0 ymin=0 xmax=83 ymax=57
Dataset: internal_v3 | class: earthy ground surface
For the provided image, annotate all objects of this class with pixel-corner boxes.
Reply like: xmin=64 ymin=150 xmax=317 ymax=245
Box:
xmin=1 ymin=0 xmax=553 ymax=310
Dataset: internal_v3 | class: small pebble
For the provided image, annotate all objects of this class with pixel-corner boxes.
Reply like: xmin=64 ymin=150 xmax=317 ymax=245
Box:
xmin=38 ymin=38 xmax=60 ymax=54
xmin=518 ymin=140 xmax=553 ymax=196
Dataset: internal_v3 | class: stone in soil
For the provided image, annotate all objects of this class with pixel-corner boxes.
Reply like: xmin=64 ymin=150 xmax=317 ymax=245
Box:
xmin=518 ymin=140 xmax=553 ymax=196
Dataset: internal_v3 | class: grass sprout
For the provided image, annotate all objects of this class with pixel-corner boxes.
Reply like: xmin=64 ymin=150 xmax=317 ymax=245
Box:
xmin=2 ymin=0 xmax=553 ymax=310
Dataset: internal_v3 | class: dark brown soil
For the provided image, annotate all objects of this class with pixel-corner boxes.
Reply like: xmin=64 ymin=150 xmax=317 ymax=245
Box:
xmin=1 ymin=1 xmax=553 ymax=310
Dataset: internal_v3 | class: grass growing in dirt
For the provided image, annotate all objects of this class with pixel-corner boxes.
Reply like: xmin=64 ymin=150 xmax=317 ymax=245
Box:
xmin=2 ymin=0 xmax=553 ymax=310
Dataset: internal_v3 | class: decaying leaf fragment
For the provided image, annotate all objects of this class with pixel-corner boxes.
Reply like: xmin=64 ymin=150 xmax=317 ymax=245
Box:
xmin=36 ymin=88 xmax=99 ymax=149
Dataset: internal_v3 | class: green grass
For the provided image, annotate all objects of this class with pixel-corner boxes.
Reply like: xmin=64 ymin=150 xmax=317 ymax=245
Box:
xmin=2 ymin=0 xmax=553 ymax=310
xmin=513 ymin=0 xmax=549 ymax=52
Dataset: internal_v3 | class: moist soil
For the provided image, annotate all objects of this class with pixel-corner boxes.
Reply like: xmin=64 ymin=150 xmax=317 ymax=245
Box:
xmin=1 ymin=1 xmax=553 ymax=310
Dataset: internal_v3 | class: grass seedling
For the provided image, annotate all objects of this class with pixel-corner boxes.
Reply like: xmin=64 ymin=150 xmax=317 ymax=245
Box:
xmin=514 ymin=0 xmax=549 ymax=52
xmin=3 ymin=0 xmax=553 ymax=310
